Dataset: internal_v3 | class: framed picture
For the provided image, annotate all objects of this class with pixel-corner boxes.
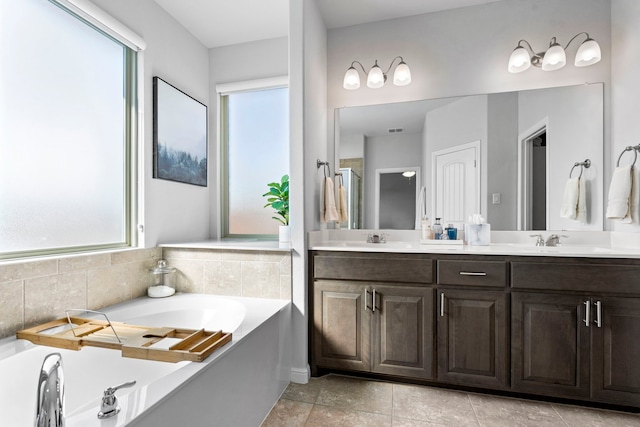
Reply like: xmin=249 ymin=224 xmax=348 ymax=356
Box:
xmin=153 ymin=76 xmax=208 ymax=186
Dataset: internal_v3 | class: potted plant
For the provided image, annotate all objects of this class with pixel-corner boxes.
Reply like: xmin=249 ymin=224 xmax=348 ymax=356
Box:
xmin=262 ymin=174 xmax=290 ymax=242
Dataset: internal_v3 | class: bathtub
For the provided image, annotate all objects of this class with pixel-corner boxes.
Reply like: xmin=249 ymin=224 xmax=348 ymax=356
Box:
xmin=0 ymin=293 xmax=291 ymax=426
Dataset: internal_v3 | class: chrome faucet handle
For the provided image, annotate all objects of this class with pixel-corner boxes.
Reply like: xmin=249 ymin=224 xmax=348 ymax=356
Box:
xmin=547 ymin=234 xmax=569 ymax=247
xmin=98 ymin=380 xmax=136 ymax=419
xmin=529 ymin=234 xmax=545 ymax=246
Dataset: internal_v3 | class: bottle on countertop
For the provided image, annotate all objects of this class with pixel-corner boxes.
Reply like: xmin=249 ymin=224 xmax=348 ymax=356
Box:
xmin=446 ymin=224 xmax=457 ymax=240
xmin=432 ymin=218 xmax=443 ymax=240
xmin=421 ymin=217 xmax=433 ymax=240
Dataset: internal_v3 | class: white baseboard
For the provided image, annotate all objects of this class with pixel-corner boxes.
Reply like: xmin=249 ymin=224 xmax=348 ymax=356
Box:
xmin=290 ymin=365 xmax=310 ymax=384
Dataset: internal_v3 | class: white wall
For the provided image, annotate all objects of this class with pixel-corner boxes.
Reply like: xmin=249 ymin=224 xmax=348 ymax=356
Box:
xmin=92 ymin=0 xmax=210 ymax=247
xmin=208 ymin=37 xmax=289 ymax=237
xmin=611 ymin=0 xmax=640 ymax=231
xmin=339 ymin=134 xmax=365 ymax=159
xmin=487 ymin=92 xmax=519 ymax=230
xmin=327 ymin=0 xmax=611 ymax=229
xmin=518 ymin=84 xmax=604 ymax=230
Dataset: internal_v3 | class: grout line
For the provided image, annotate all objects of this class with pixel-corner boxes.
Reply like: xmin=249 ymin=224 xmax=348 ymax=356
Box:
xmin=467 ymin=393 xmax=482 ymax=426
xmin=550 ymin=403 xmax=572 ymax=427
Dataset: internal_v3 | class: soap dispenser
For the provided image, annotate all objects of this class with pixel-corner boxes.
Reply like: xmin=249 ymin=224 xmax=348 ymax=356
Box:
xmin=432 ymin=218 xmax=443 ymax=240
xmin=147 ymin=259 xmax=176 ymax=298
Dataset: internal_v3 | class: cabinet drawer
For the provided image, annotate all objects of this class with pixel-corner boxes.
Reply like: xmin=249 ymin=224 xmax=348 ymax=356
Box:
xmin=512 ymin=261 xmax=640 ymax=294
xmin=313 ymin=253 xmax=434 ymax=284
xmin=437 ymin=260 xmax=507 ymax=287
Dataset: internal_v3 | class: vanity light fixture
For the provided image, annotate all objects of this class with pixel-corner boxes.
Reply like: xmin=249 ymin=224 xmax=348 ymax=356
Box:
xmin=508 ymin=32 xmax=601 ymax=73
xmin=343 ymin=56 xmax=411 ymax=90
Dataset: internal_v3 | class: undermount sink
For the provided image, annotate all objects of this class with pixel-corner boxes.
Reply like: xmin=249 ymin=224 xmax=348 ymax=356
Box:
xmin=329 ymin=241 xmax=416 ymax=249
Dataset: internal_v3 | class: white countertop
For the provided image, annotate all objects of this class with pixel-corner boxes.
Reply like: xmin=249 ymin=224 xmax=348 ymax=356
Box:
xmin=308 ymin=230 xmax=640 ymax=259
xmin=160 ymin=239 xmax=291 ymax=252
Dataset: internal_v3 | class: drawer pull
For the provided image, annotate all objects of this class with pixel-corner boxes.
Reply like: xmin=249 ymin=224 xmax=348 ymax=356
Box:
xmin=459 ymin=271 xmax=487 ymax=276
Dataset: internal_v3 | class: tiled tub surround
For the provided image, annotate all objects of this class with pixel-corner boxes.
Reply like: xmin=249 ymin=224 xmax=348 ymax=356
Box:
xmin=0 ymin=247 xmax=162 ymax=339
xmin=162 ymin=246 xmax=292 ymax=300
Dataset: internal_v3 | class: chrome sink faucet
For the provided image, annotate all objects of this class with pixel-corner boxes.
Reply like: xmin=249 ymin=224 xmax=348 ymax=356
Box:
xmin=35 ymin=353 xmax=64 ymax=427
xmin=545 ymin=234 xmax=569 ymax=247
xmin=530 ymin=234 xmax=545 ymax=246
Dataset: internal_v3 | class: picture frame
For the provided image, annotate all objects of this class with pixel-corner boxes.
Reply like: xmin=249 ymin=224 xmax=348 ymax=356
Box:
xmin=153 ymin=76 xmax=208 ymax=186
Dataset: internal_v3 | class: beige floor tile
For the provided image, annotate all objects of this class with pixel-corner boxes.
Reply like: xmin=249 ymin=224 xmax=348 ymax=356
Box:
xmin=392 ymin=384 xmax=479 ymax=426
xmin=316 ymin=375 xmax=393 ymax=415
xmin=392 ymin=417 xmax=444 ymax=426
xmin=553 ymin=403 xmax=640 ymax=427
xmin=306 ymin=405 xmax=392 ymax=427
xmin=469 ymin=393 xmax=566 ymax=426
xmin=282 ymin=378 xmax=324 ymax=404
xmin=261 ymin=399 xmax=313 ymax=427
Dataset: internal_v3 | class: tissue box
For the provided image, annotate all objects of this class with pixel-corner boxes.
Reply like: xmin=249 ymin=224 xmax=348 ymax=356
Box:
xmin=466 ymin=224 xmax=491 ymax=246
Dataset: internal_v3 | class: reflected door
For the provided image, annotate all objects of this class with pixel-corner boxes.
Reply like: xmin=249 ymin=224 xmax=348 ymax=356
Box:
xmin=432 ymin=141 xmax=480 ymax=225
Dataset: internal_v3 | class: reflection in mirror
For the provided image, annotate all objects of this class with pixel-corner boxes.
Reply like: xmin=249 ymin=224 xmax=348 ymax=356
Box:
xmin=375 ymin=168 xmax=420 ymax=230
xmin=336 ymin=83 xmax=603 ymax=231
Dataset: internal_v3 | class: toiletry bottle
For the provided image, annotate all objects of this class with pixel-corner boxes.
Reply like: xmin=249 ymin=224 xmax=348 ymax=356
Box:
xmin=447 ymin=224 xmax=457 ymax=240
xmin=421 ymin=217 xmax=431 ymax=240
xmin=433 ymin=218 xmax=443 ymax=240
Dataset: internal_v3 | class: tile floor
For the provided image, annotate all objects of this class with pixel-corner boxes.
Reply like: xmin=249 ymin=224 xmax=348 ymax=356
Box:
xmin=262 ymin=374 xmax=640 ymax=426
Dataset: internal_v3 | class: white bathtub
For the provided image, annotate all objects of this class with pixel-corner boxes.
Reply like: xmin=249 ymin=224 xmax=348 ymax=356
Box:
xmin=0 ymin=293 xmax=291 ymax=426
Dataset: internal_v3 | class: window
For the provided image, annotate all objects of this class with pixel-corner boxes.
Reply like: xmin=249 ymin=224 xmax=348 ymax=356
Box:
xmin=0 ymin=0 xmax=140 ymax=259
xmin=220 ymin=81 xmax=289 ymax=237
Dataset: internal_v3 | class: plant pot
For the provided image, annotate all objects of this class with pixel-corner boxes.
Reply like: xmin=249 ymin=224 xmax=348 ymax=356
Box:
xmin=279 ymin=225 xmax=290 ymax=243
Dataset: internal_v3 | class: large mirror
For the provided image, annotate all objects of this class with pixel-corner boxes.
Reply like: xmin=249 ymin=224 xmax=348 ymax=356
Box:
xmin=335 ymin=83 xmax=604 ymax=231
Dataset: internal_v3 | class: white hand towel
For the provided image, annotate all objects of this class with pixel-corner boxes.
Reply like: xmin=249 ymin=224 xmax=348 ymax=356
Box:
xmin=606 ymin=165 xmax=633 ymax=221
xmin=321 ymin=177 xmax=339 ymax=223
xmin=560 ymin=177 xmax=580 ymax=220
xmin=338 ymin=183 xmax=348 ymax=222
xmin=576 ymin=178 xmax=587 ymax=223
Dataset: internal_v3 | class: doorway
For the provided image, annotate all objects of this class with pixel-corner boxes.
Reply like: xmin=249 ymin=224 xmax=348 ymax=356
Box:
xmin=374 ymin=167 xmax=420 ymax=229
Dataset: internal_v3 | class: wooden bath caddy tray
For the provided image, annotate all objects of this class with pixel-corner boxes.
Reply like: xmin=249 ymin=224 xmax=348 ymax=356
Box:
xmin=16 ymin=317 xmax=232 ymax=363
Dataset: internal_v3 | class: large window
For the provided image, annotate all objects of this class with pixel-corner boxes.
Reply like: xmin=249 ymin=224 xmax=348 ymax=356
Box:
xmin=0 ymin=0 xmax=139 ymax=259
xmin=220 ymin=83 xmax=289 ymax=237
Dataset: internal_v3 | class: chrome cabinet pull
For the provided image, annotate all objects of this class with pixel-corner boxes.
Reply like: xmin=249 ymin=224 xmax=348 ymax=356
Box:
xmin=372 ymin=288 xmax=377 ymax=312
xmin=440 ymin=293 xmax=445 ymax=317
xmin=364 ymin=289 xmax=370 ymax=311
xmin=595 ymin=300 xmax=602 ymax=328
xmin=583 ymin=300 xmax=590 ymax=326
xmin=459 ymin=271 xmax=487 ymax=276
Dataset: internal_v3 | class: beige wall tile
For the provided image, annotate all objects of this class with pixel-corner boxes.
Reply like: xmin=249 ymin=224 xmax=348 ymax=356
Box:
xmin=241 ymin=261 xmax=280 ymax=299
xmin=111 ymin=247 xmax=161 ymax=265
xmin=259 ymin=252 xmax=287 ymax=263
xmin=24 ymin=271 xmax=87 ymax=327
xmin=87 ymin=264 xmax=130 ymax=310
xmin=170 ymin=259 xmax=204 ymax=293
xmin=280 ymin=275 xmax=292 ymax=300
xmin=203 ymin=260 xmax=242 ymax=296
xmin=58 ymin=253 xmax=111 ymax=273
xmin=222 ymin=250 xmax=259 ymax=261
xmin=280 ymin=254 xmax=292 ymax=275
xmin=0 ymin=280 xmax=23 ymax=338
xmin=0 ymin=259 xmax=57 ymax=283
xmin=163 ymin=248 xmax=222 ymax=261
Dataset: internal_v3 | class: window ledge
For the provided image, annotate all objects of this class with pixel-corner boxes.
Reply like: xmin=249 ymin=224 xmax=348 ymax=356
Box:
xmin=159 ymin=240 xmax=291 ymax=252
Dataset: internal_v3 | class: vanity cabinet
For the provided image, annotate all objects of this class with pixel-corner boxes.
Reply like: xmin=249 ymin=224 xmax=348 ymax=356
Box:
xmin=436 ymin=259 xmax=509 ymax=389
xmin=511 ymin=260 xmax=640 ymax=407
xmin=311 ymin=252 xmax=436 ymax=379
xmin=310 ymin=251 xmax=640 ymax=409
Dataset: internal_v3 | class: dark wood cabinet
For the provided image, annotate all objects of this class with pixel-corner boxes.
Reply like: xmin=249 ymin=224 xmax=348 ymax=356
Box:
xmin=511 ymin=292 xmax=591 ymax=398
xmin=591 ymin=296 xmax=640 ymax=407
xmin=312 ymin=279 xmax=433 ymax=379
xmin=310 ymin=251 xmax=640 ymax=410
xmin=437 ymin=288 xmax=508 ymax=388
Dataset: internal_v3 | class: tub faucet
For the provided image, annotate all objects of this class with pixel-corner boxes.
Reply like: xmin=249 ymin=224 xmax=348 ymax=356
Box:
xmin=35 ymin=353 xmax=64 ymax=427
xmin=98 ymin=380 xmax=136 ymax=419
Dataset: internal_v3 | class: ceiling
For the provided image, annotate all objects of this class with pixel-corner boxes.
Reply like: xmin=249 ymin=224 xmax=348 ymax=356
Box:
xmin=153 ymin=0 xmax=505 ymax=49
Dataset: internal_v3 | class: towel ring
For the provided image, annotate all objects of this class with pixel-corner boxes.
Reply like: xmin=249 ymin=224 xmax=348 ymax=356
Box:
xmin=317 ymin=160 xmax=331 ymax=178
xmin=616 ymin=146 xmax=639 ymax=168
xmin=569 ymin=159 xmax=591 ymax=179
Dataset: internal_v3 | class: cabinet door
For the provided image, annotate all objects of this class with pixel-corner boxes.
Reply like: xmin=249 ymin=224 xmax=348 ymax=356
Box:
xmin=511 ymin=292 xmax=590 ymax=398
xmin=313 ymin=280 xmax=371 ymax=372
xmin=437 ymin=288 xmax=508 ymax=388
xmin=591 ymin=297 xmax=640 ymax=406
xmin=371 ymin=286 xmax=434 ymax=379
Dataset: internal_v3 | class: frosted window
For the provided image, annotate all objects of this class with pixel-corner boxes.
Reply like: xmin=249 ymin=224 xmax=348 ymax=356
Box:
xmin=0 ymin=0 xmax=134 ymax=257
xmin=225 ymin=87 xmax=289 ymax=236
